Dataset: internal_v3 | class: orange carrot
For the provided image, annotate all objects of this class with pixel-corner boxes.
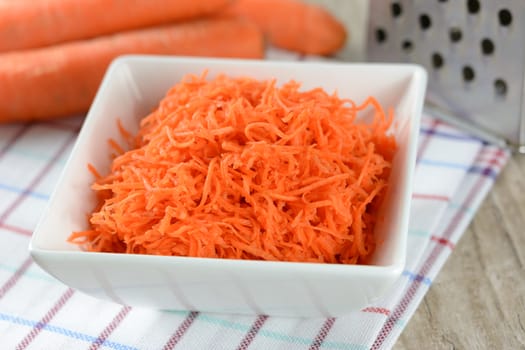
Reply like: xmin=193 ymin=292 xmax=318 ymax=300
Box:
xmin=0 ymin=18 xmax=263 ymax=123
xmin=222 ymin=0 xmax=347 ymax=55
xmin=69 ymin=73 xmax=396 ymax=265
xmin=0 ymin=0 xmax=232 ymax=52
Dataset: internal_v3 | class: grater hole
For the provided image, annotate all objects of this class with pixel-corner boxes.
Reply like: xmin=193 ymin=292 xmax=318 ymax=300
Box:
xmin=391 ymin=2 xmax=402 ymax=18
xmin=494 ymin=79 xmax=507 ymax=96
xmin=481 ymin=38 xmax=495 ymax=55
xmin=401 ymin=40 xmax=413 ymax=52
xmin=375 ymin=28 xmax=387 ymax=43
xmin=432 ymin=53 xmax=444 ymax=69
xmin=467 ymin=0 xmax=481 ymax=14
xmin=419 ymin=14 xmax=432 ymax=30
xmin=438 ymin=0 xmax=448 ymax=2
xmin=498 ymin=9 xmax=512 ymax=26
xmin=449 ymin=27 xmax=462 ymax=43
xmin=462 ymin=66 xmax=475 ymax=82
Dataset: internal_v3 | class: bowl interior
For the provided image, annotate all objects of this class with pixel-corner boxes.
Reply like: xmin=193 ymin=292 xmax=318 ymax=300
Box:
xmin=31 ymin=56 xmax=426 ymax=269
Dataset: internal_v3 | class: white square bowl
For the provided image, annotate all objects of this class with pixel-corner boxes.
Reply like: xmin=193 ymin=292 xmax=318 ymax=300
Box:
xmin=29 ymin=56 xmax=426 ymax=317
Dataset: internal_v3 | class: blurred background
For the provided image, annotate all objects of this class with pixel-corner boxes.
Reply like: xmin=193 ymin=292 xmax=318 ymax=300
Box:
xmin=306 ymin=0 xmax=368 ymax=61
xmin=305 ymin=0 xmax=368 ymax=62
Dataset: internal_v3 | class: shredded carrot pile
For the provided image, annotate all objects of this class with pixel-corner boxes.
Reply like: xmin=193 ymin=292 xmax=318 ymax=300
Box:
xmin=69 ymin=73 xmax=397 ymax=264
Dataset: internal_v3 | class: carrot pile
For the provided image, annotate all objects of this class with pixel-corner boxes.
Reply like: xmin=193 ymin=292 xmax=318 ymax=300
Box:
xmin=69 ymin=73 xmax=396 ymax=265
xmin=0 ymin=18 xmax=263 ymax=122
xmin=0 ymin=0 xmax=347 ymax=123
xmin=0 ymin=0 xmax=232 ymax=52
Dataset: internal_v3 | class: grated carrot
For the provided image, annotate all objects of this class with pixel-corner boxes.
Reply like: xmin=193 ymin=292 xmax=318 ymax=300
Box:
xmin=68 ymin=73 xmax=397 ymax=264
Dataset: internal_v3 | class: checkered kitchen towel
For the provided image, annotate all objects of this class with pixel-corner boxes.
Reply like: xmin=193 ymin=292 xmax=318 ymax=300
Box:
xmin=0 ymin=57 xmax=510 ymax=350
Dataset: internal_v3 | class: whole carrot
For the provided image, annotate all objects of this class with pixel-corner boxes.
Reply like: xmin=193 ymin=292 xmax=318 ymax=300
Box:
xmin=0 ymin=0 xmax=231 ymax=52
xmin=222 ymin=0 xmax=347 ymax=55
xmin=0 ymin=18 xmax=264 ymax=123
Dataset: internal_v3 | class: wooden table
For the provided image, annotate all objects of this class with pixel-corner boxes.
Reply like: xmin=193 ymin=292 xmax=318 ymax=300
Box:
xmin=396 ymin=155 xmax=525 ymax=349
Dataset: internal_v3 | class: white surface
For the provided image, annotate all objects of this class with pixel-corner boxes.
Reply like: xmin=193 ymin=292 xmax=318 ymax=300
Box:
xmin=29 ymin=56 xmax=426 ymax=317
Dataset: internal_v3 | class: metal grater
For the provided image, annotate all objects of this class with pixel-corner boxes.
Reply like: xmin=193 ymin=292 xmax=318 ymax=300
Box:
xmin=366 ymin=0 xmax=525 ymax=151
